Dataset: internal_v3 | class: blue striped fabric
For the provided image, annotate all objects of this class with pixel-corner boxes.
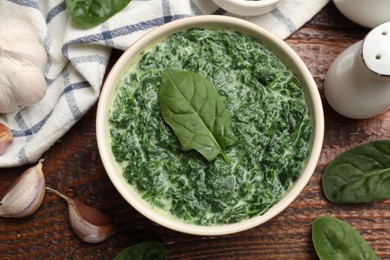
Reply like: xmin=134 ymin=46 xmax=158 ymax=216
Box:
xmin=46 ymin=1 xmax=66 ymax=24
xmin=9 ymin=0 xmax=39 ymax=9
xmin=0 ymin=0 xmax=329 ymax=167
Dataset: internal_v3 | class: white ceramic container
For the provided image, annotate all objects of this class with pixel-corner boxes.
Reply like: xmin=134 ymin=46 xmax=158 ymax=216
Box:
xmin=333 ymin=0 xmax=390 ymax=28
xmin=212 ymin=0 xmax=280 ymax=16
xmin=325 ymin=21 xmax=390 ymax=119
xmin=96 ymin=15 xmax=324 ymax=236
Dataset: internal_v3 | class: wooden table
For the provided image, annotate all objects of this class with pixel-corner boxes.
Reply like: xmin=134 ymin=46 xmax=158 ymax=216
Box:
xmin=1 ymin=2 xmax=389 ymax=259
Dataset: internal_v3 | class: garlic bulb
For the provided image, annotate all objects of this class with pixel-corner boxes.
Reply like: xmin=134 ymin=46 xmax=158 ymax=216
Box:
xmin=0 ymin=18 xmax=47 ymax=113
xmin=0 ymin=160 xmax=46 ymax=218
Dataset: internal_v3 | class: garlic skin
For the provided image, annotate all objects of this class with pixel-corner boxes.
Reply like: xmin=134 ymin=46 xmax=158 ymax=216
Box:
xmin=0 ymin=123 xmax=13 ymax=155
xmin=46 ymin=187 xmax=115 ymax=243
xmin=0 ymin=160 xmax=46 ymax=218
xmin=67 ymin=198 xmax=116 ymax=243
xmin=0 ymin=18 xmax=47 ymax=113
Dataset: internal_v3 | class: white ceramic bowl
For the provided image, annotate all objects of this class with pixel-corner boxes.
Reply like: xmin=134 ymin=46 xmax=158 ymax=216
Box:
xmin=333 ymin=0 xmax=390 ymax=28
xmin=96 ymin=16 xmax=324 ymax=236
xmin=212 ymin=0 xmax=280 ymax=16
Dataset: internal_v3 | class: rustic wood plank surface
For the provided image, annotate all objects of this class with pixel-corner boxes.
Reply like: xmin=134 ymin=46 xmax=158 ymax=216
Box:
xmin=1 ymin=2 xmax=389 ymax=259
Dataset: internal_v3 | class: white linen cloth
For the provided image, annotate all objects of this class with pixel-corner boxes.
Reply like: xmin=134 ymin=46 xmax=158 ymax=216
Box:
xmin=0 ymin=0 xmax=329 ymax=167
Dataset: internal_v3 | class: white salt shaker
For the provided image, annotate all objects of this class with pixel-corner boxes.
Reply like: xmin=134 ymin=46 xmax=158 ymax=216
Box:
xmin=324 ymin=21 xmax=390 ymax=119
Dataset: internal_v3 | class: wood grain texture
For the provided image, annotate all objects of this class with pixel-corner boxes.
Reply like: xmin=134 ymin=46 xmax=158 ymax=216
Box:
xmin=1 ymin=2 xmax=389 ymax=259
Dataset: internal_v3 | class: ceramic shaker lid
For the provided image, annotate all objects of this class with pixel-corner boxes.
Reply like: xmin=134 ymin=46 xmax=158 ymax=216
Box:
xmin=362 ymin=21 xmax=390 ymax=76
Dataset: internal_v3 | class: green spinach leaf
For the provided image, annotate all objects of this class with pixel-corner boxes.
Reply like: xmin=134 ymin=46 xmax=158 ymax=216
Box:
xmin=66 ymin=0 xmax=131 ymax=29
xmin=159 ymin=70 xmax=237 ymax=163
xmin=114 ymin=241 xmax=167 ymax=260
xmin=322 ymin=140 xmax=390 ymax=203
xmin=312 ymin=216 xmax=378 ymax=260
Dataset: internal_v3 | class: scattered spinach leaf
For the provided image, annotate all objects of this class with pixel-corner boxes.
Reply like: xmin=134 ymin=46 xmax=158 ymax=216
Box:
xmin=66 ymin=0 xmax=131 ymax=29
xmin=322 ymin=140 xmax=390 ymax=203
xmin=312 ymin=216 xmax=378 ymax=260
xmin=159 ymin=70 xmax=237 ymax=164
xmin=114 ymin=241 xmax=167 ymax=260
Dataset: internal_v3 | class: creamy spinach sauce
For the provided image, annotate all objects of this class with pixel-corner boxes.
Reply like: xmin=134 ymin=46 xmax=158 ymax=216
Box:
xmin=109 ymin=28 xmax=312 ymax=225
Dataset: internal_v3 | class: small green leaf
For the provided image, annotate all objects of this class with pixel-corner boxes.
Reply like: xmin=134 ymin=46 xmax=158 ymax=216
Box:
xmin=66 ymin=0 xmax=131 ymax=29
xmin=114 ymin=241 xmax=167 ymax=260
xmin=159 ymin=70 xmax=237 ymax=163
xmin=322 ymin=140 xmax=390 ymax=203
xmin=312 ymin=216 xmax=378 ymax=260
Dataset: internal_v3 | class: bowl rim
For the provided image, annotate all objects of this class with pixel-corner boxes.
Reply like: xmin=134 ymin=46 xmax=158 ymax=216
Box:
xmin=215 ymin=0 xmax=281 ymax=8
xmin=96 ymin=15 xmax=324 ymax=236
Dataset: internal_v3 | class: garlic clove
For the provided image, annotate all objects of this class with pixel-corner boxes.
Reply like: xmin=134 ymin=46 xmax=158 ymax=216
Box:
xmin=46 ymin=187 xmax=116 ymax=243
xmin=68 ymin=198 xmax=116 ymax=243
xmin=0 ymin=160 xmax=45 ymax=218
xmin=0 ymin=123 xmax=13 ymax=155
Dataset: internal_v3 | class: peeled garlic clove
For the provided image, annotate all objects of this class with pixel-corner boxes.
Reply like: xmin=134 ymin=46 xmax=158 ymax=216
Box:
xmin=0 ymin=123 xmax=13 ymax=155
xmin=46 ymin=187 xmax=115 ymax=243
xmin=0 ymin=160 xmax=45 ymax=218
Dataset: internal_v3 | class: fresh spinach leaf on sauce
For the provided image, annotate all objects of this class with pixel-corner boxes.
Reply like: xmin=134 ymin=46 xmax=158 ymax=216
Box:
xmin=159 ymin=70 xmax=237 ymax=164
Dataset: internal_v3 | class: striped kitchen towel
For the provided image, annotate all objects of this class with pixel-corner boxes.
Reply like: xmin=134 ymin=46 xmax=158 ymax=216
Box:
xmin=0 ymin=0 xmax=328 ymax=167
